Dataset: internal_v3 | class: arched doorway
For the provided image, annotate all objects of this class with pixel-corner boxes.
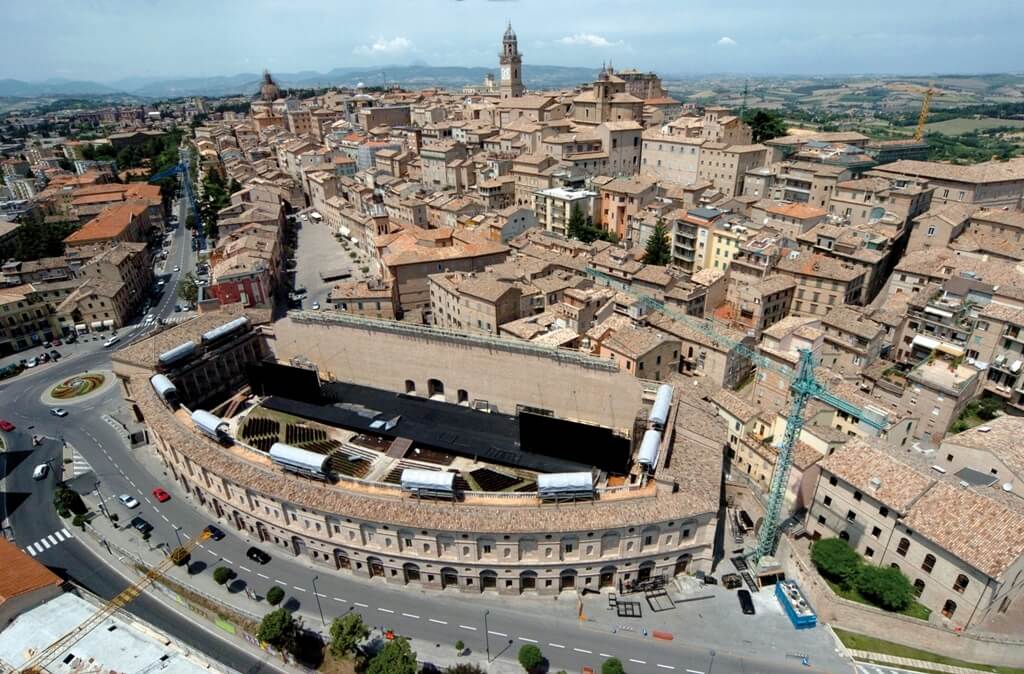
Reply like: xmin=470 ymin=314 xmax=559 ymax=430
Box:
xmin=403 ymin=562 xmax=421 ymax=583
xmin=334 ymin=549 xmax=350 ymax=570
xmin=441 ymin=567 xmax=458 ymax=589
xmin=637 ymin=560 xmax=655 ymax=583
xmin=839 ymin=531 xmax=850 ymax=542
xmin=674 ymin=554 xmax=691 ymax=576
xmin=559 ymin=569 xmax=577 ymax=591
xmin=427 ymin=378 xmax=445 ymax=400
xmin=457 ymin=389 xmax=469 ymax=405
xmin=942 ymin=599 xmax=957 ymax=618
xmin=404 ymin=379 xmax=416 ymax=394
xmin=520 ymin=570 xmax=537 ymax=591
xmin=480 ymin=569 xmax=497 ymax=590
xmin=599 ymin=566 xmax=616 ymax=589
xmin=367 ymin=556 xmax=385 ymax=578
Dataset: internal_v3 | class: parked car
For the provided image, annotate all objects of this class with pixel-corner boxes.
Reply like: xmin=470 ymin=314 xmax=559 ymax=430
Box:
xmin=38 ymin=352 xmax=50 ymax=362
xmin=131 ymin=516 xmax=153 ymax=533
xmin=118 ymin=494 xmax=140 ymax=509
xmin=103 ymin=336 xmax=120 ymax=348
xmin=204 ymin=525 xmax=226 ymax=541
xmin=32 ymin=464 xmax=49 ymax=480
xmin=65 ymin=334 xmax=77 ymax=344
xmin=152 ymin=487 xmax=171 ymax=502
xmin=25 ymin=358 xmax=37 ymax=368
xmin=246 ymin=546 xmax=271 ymax=564
xmin=49 ymin=350 xmax=61 ymax=360
xmin=311 ymin=302 xmax=321 ymax=310
xmin=737 ymin=589 xmax=756 ymax=615
xmin=50 ymin=408 xmax=67 ymax=417
xmin=0 ymin=419 xmax=14 ymax=432
xmin=173 ymin=265 xmax=181 ymax=272
xmin=43 ymin=341 xmax=52 ymax=349
xmin=52 ymin=338 xmax=62 ymax=346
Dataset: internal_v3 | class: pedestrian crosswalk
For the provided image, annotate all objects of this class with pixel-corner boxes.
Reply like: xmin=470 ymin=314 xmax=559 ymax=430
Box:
xmin=24 ymin=528 xmax=73 ymax=556
xmin=71 ymin=447 xmax=92 ymax=478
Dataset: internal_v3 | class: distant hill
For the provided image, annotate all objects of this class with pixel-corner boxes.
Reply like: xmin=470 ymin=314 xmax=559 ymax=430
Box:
xmin=0 ymin=64 xmax=601 ymax=100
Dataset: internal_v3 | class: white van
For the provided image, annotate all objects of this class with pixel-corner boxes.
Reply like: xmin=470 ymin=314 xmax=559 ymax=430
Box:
xmin=32 ymin=464 xmax=49 ymax=480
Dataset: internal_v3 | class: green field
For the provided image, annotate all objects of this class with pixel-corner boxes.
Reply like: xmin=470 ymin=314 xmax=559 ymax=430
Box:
xmin=924 ymin=117 xmax=1024 ymax=135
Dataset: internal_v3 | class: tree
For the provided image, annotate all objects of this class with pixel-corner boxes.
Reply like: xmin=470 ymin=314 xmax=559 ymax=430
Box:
xmin=257 ymin=608 xmax=300 ymax=653
xmin=178 ymin=272 xmax=198 ymax=304
xmin=602 ymin=657 xmax=626 ymax=674
xmin=328 ymin=612 xmax=369 ymax=658
xmin=266 ymin=586 xmax=285 ymax=606
xmin=811 ymin=538 xmax=861 ymax=587
xmin=517 ymin=644 xmax=544 ymax=673
xmin=742 ymin=108 xmax=788 ymax=143
xmin=643 ymin=221 xmax=672 ymax=265
xmin=856 ymin=565 xmax=914 ymax=612
xmin=366 ymin=636 xmax=417 ymax=674
xmin=53 ymin=486 xmax=87 ymax=516
xmin=567 ymin=203 xmax=588 ymax=241
xmin=454 ymin=639 xmax=465 ymax=655
xmin=213 ymin=566 xmax=236 ymax=585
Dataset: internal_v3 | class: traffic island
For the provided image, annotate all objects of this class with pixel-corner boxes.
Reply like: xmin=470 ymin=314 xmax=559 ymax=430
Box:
xmin=42 ymin=370 xmax=116 ymax=405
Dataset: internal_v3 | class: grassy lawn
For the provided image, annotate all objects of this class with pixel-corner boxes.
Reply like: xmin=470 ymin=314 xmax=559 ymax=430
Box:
xmin=834 ymin=628 xmax=1024 ymax=674
xmin=824 ymin=578 xmax=931 ymax=620
xmin=924 ymin=117 xmax=1024 ymax=135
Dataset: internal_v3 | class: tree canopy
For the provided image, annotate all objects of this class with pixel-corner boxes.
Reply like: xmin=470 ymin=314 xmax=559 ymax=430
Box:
xmin=811 ymin=538 xmax=861 ymax=586
xmin=643 ymin=221 xmax=672 ymax=265
xmin=742 ymin=108 xmax=788 ymax=143
xmin=517 ymin=644 xmax=544 ymax=673
xmin=856 ymin=565 xmax=914 ymax=612
xmin=328 ymin=612 xmax=369 ymax=658
xmin=257 ymin=608 xmax=300 ymax=653
xmin=366 ymin=637 xmax=417 ymax=674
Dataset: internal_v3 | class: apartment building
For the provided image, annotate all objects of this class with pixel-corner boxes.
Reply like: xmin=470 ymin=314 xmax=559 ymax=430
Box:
xmin=754 ymin=201 xmax=827 ymax=240
xmin=969 ymin=303 xmax=1024 ymax=412
xmin=796 ymin=222 xmax=896 ymax=304
xmin=772 ymin=161 xmax=851 ymax=208
xmin=905 ymin=204 xmax=974 ymax=255
xmin=597 ymin=177 xmax=658 ymax=240
xmin=63 ymin=202 xmax=151 ymax=251
xmin=827 ymin=176 xmax=932 ymax=229
xmin=596 ymin=324 xmax=680 ymax=381
xmin=871 ymin=158 xmax=1024 ymax=209
xmin=753 ymin=316 xmax=824 ymax=411
xmin=76 ymin=242 xmax=151 ymax=314
xmin=0 ymin=284 xmax=65 ymax=355
xmin=55 ymin=277 xmax=133 ymax=331
xmin=646 ymin=311 xmax=754 ymax=390
xmin=533 ymin=187 xmax=597 ymax=237
xmin=697 ymin=143 xmax=767 ymax=198
xmin=719 ymin=275 xmax=795 ymax=339
xmin=328 ymin=279 xmax=397 ymax=320
xmin=807 ymin=438 xmax=1024 ymax=630
xmin=819 ymin=306 xmax=885 ymax=377
xmin=429 ymin=271 xmax=524 ymax=335
xmin=936 ymin=414 xmax=1024 ymax=492
xmin=776 ymin=251 xmax=867 ymax=317
xmin=640 ymin=131 xmax=703 ymax=185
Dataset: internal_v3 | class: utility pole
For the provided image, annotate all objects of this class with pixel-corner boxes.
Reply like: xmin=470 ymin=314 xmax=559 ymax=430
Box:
xmin=312 ymin=575 xmax=326 ymax=627
xmin=93 ymin=480 xmax=111 ymax=523
xmin=173 ymin=525 xmax=183 ymax=548
xmin=483 ymin=609 xmax=490 ymax=662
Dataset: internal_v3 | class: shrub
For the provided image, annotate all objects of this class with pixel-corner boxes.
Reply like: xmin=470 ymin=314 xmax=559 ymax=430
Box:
xmin=72 ymin=514 xmax=87 ymax=529
xmin=367 ymin=637 xmax=417 ymax=674
xmin=602 ymin=657 xmax=626 ymax=674
xmin=454 ymin=639 xmax=464 ymax=654
xmin=257 ymin=608 xmax=299 ymax=653
xmin=266 ymin=585 xmax=285 ymax=605
xmin=445 ymin=665 xmax=486 ymax=674
xmin=517 ymin=644 xmax=544 ymax=673
xmin=213 ymin=566 xmax=236 ymax=585
xmin=856 ymin=564 xmax=914 ymax=612
xmin=811 ymin=538 xmax=861 ymax=587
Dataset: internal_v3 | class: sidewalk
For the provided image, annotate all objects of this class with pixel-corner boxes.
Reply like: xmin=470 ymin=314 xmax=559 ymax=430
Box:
xmin=848 ymin=650 xmax=997 ymax=674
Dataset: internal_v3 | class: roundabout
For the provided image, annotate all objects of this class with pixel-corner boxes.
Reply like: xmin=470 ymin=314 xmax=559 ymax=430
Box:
xmin=42 ymin=370 xmax=116 ymax=405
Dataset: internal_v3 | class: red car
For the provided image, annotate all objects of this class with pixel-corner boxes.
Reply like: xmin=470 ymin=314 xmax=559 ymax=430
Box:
xmin=152 ymin=488 xmax=171 ymax=502
xmin=0 ymin=420 xmax=14 ymax=432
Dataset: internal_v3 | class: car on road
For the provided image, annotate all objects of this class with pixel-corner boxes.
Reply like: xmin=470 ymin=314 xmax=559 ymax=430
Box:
xmin=246 ymin=546 xmax=271 ymax=564
xmin=0 ymin=420 xmax=14 ymax=432
xmin=38 ymin=352 xmax=50 ymax=363
xmin=737 ymin=589 xmax=756 ymax=615
xmin=118 ymin=494 xmax=140 ymax=509
xmin=43 ymin=341 xmax=52 ymax=348
xmin=32 ymin=464 xmax=49 ymax=480
xmin=50 ymin=408 xmax=67 ymax=417
xmin=25 ymin=358 xmax=37 ymax=368
xmin=130 ymin=516 xmax=153 ymax=533
xmin=152 ymin=487 xmax=171 ymax=502
xmin=311 ymin=302 xmax=320 ymax=310
xmin=203 ymin=524 xmax=226 ymax=541
xmin=144 ymin=313 xmax=156 ymax=324
xmin=52 ymin=338 xmax=62 ymax=346
xmin=173 ymin=265 xmax=180 ymax=272
xmin=49 ymin=350 xmax=61 ymax=360
xmin=103 ymin=336 xmax=120 ymax=348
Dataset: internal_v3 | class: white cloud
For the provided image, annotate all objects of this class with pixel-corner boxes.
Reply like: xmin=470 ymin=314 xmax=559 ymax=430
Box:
xmin=354 ymin=36 xmax=414 ymax=56
xmin=557 ymin=33 xmax=623 ymax=48
xmin=716 ymin=36 xmax=737 ymax=46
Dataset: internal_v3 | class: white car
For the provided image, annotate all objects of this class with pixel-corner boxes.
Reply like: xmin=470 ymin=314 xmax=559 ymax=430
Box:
xmin=50 ymin=408 xmax=68 ymax=417
xmin=173 ymin=265 xmax=181 ymax=272
xmin=103 ymin=336 xmax=120 ymax=348
xmin=118 ymin=494 xmax=140 ymax=509
xmin=311 ymin=302 xmax=321 ymax=310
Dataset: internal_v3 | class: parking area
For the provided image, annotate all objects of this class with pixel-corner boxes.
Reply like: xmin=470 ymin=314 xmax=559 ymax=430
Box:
xmin=290 ymin=213 xmax=372 ymax=311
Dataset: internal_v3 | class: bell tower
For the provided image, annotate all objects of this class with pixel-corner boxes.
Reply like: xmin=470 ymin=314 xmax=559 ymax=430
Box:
xmin=499 ymin=22 xmax=523 ymax=100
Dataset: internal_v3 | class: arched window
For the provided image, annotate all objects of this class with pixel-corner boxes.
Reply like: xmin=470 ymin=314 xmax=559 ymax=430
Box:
xmin=942 ymin=599 xmax=957 ymax=618
xmin=404 ymin=379 xmax=416 ymax=394
xmin=922 ymin=554 xmax=936 ymax=574
xmin=838 ymin=531 xmax=850 ymax=541
xmin=954 ymin=574 xmax=969 ymax=593
xmin=913 ymin=579 xmax=925 ymax=597
xmin=896 ymin=537 xmax=910 ymax=556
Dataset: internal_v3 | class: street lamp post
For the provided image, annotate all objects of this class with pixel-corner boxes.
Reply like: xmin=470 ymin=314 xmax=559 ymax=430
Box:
xmin=173 ymin=525 xmax=183 ymax=548
xmin=483 ymin=609 xmax=490 ymax=663
xmin=94 ymin=480 xmax=111 ymax=522
xmin=312 ymin=575 xmax=326 ymax=627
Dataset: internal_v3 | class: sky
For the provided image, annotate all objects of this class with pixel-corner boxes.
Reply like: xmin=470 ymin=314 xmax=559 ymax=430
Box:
xmin=4 ymin=0 xmax=1023 ymax=83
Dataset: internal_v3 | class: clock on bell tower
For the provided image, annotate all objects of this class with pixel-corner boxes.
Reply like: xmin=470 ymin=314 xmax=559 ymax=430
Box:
xmin=498 ymin=22 xmax=523 ymax=100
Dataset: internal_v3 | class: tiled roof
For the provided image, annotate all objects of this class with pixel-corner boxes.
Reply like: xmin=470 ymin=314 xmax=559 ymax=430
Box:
xmin=0 ymin=538 xmax=62 ymax=603
xmin=776 ymin=251 xmax=865 ymax=282
xmin=711 ymin=389 xmax=758 ymax=422
xmin=604 ymin=325 xmax=673 ymax=358
xmin=64 ymin=202 xmax=147 ymax=244
xmin=874 ymin=158 xmax=1024 ymax=184
xmin=819 ymin=438 xmax=934 ymax=514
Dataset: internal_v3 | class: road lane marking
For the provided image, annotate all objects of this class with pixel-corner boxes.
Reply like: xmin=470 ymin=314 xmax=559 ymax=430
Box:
xmin=599 ymin=653 xmax=614 ymax=658
xmin=160 ymin=515 xmax=169 ymax=522
xmin=221 ymin=558 xmax=233 ymax=564
xmin=333 ymin=597 xmax=347 ymax=603
xmin=151 ymin=506 xmax=159 ymax=513
xmin=257 ymin=573 xmax=269 ymax=579
xmin=488 ymin=630 xmax=507 ymax=637
xmin=26 ymin=546 xmax=37 ymax=556
xmin=629 ymin=659 xmax=647 ymax=665
xmin=518 ymin=637 xmax=537 ymax=643
xmin=240 ymin=566 xmax=252 ymax=573
xmin=657 ymin=666 xmax=675 ymax=670
xmin=548 ymin=643 xmax=565 ymax=649
xmin=315 ymin=592 xmax=327 ymax=598
xmin=354 ymin=602 xmax=368 ymax=608
xmin=378 ymin=608 xmax=395 ymax=614
xmin=292 ymin=586 xmax=307 ymax=592
xmin=685 ymin=670 xmax=704 ymax=674
xmin=402 ymin=613 xmax=420 ymax=619
xmin=428 ymin=618 xmax=447 ymax=625
xmin=574 ymin=648 xmax=592 ymax=654
xmin=458 ymin=625 xmax=476 ymax=631
xmin=61 ymin=528 xmax=70 ymax=538
xmin=206 ymin=549 xmax=218 ymax=556
xmin=274 ymin=579 xmax=288 ymax=585
xmin=144 ymin=497 xmax=151 ymax=504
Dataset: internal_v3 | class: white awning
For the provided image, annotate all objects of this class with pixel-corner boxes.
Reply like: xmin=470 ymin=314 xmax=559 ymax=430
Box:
xmin=911 ymin=335 xmax=940 ymax=351
xmin=338 ymin=226 xmax=351 ymax=237
xmin=1012 ymin=360 xmax=1022 ymax=374
xmin=924 ymin=306 xmax=954 ymax=319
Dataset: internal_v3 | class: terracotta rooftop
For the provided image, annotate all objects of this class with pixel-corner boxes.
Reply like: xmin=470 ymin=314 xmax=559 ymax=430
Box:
xmin=874 ymin=158 xmax=1024 ymax=185
xmin=819 ymin=438 xmax=935 ymax=514
xmin=776 ymin=251 xmax=865 ymax=282
xmin=64 ymin=202 xmax=147 ymax=244
xmin=0 ymin=538 xmax=62 ymax=604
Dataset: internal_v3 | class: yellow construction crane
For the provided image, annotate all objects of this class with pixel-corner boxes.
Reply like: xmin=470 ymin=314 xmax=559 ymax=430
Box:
xmin=16 ymin=530 xmax=211 ymax=673
xmin=914 ymin=82 xmax=936 ymax=141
